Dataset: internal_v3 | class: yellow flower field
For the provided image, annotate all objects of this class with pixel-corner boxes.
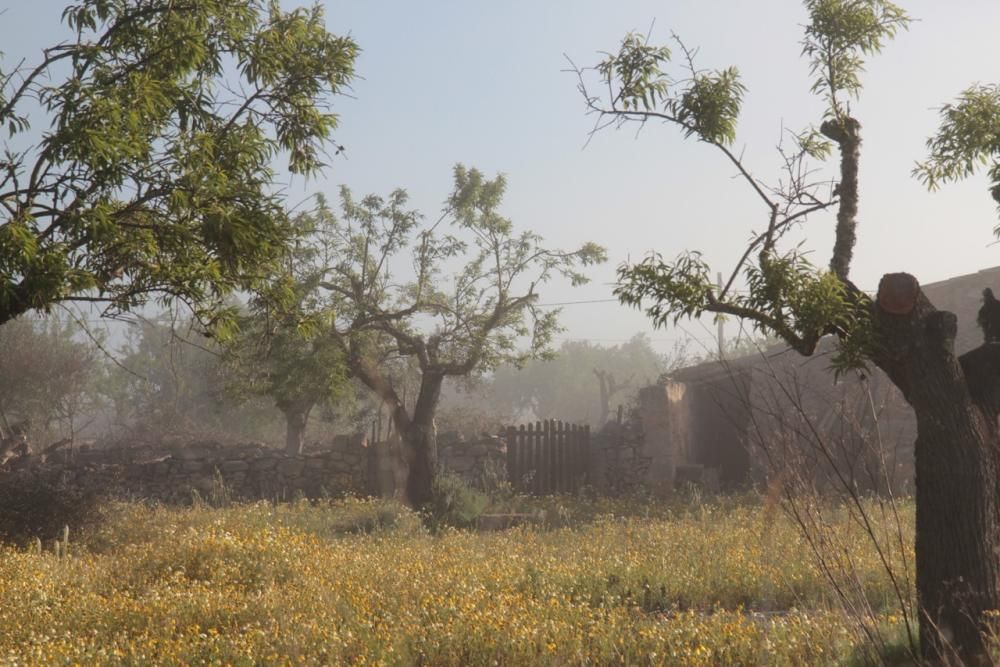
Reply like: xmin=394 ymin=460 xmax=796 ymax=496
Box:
xmin=0 ymin=497 xmax=916 ymax=665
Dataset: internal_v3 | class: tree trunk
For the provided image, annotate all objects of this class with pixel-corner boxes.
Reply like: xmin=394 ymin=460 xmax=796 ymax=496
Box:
xmin=396 ymin=371 xmax=444 ymax=508
xmin=875 ymin=273 xmax=1000 ymax=665
xmin=279 ymin=400 xmax=313 ymax=455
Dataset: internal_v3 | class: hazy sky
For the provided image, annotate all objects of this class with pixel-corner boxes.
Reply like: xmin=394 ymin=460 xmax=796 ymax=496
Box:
xmin=5 ymin=1 xmax=1000 ymax=355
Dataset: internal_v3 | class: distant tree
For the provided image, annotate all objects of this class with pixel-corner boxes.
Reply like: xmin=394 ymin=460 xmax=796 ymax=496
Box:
xmin=108 ymin=316 xmax=278 ymax=441
xmin=575 ymin=0 xmax=1000 ymax=660
xmin=0 ymin=0 xmax=357 ymax=328
xmin=433 ymin=376 xmax=512 ymax=437
xmin=226 ymin=215 xmax=352 ymax=454
xmin=0 ymin=316 xmax=100 ymax=443
xmin=490 ymin=333 xmax=677 ymax=426
xmin=268 ymin=166 xmax=605 ymax=506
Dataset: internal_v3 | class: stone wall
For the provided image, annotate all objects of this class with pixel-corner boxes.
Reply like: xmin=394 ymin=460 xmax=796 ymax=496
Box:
xmin=368 ymin=433 xmax=508 ymax=498
xmin=635 ymin=382 xmax=690 ymax=496
xmin=3 ymin=427 xmax=681 ymax=503
xmin=3 ymin=438 xmax=369 ymax=504
xmin=438 ymin=434 xmax=507 ymax=487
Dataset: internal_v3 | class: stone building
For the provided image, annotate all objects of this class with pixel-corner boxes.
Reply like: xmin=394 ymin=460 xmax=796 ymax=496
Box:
xmin=634 ymin=265 xmax=1000 ymax=493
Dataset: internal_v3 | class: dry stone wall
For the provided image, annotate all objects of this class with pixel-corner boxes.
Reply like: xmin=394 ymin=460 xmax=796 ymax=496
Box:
xmin=2 ymin=428 xmax=659 ymax=503
xmin=3 ymin=438 xmax=369 ymax=504
xmin=368 ymin=433 xmax=508 ymax=498
xmin=437 ymin=433 xmax=507 ymax=486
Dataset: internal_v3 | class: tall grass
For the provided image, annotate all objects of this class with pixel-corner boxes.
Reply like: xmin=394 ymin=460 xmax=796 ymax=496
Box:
xmin=0 ymin=494 xmax=920 ymax=665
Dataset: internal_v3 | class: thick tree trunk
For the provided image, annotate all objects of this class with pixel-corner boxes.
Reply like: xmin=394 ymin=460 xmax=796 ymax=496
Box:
xmin=875 ymin=273 xmax=1000 ymax=665
xmin=278 ymin=400 xmax=313 ymax=455
xmin=396 ymin=372 xmax=444 ymax=508
xmin=399 ymin=418 xmax=438 ymax=508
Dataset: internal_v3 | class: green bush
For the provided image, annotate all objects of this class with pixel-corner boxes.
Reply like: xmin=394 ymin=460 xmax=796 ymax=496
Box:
xmin=425 ymin=471 xmax=489 ymax=531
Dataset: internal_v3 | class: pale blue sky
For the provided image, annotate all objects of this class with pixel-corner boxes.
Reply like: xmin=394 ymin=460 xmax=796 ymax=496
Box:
xmin=4 ymin=1 xmax=1000 ymax=353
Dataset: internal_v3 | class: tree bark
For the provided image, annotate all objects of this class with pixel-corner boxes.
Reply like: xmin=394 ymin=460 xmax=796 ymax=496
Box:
xmin=397 ymin=371 xmax=444 ymax=508
xmin=875 ymin=273 xmax=1000 ymax=665
xmin=278 ymin=400 xmax=313 ymax=455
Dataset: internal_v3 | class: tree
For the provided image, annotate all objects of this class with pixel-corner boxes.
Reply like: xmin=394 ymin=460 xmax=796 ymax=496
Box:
xmin=0 ymin=0 xmax=357 ymax=328
xmin=490 ymin=333 xmax=676 ymax=426
xmin=575 ymin=1 xmax=1000 ymax=662
xmin=280 ymin=166 xmax=605 ymax=506
xmin=226 ymin=215 xmax=351 ymax=455
xmin=0 ymin=315 xmax=100 ymax=445
xmin=108 ymin=316 xmax=278 ymax=441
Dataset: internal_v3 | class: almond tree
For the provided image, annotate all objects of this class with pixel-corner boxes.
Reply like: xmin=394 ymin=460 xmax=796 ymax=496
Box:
xmin=574 ymin=1 xmax=1000 ymax=661
xmin=0 ymin=0 xmax=357 ymax=328
xmin=282 ymin=166 xmax=605 ymax=506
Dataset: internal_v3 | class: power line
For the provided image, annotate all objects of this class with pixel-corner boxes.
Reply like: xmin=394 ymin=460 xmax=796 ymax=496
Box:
xmin=535 ymin=298 xmax=619 ymax=307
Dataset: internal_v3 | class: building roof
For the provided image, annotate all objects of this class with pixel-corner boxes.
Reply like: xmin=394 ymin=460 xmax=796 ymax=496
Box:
xmin=664 ymin=265 xmax=1000 ymax=384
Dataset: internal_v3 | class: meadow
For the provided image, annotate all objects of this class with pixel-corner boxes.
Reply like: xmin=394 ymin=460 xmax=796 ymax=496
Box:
xmin=0 ymin=493 xmax=917 ymax=666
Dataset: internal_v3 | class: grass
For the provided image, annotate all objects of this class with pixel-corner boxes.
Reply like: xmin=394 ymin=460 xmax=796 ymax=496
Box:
xmin=0 ymin=493 xmax=916 ymax=665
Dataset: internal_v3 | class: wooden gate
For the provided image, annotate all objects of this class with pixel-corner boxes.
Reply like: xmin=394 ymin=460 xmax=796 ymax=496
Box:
xmin=505 ymin=420 xmax=590 ymax=495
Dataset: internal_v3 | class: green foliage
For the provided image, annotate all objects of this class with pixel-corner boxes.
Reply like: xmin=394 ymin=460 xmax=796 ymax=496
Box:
xmin=914 ymin=84 xmax=1000 ymax=232
xmin=616 ymin=247 xmax=873 ymax=372
xmin=278 ymin=165 xmax=604 ymax=393
xmin=802 ymin=0 xmax=910 ymax=116
xmin=743 ymin=252 xmax=854 ymax=340
xmin=677 ymin=68 xmax=746 ymax=145
xmin=594 ymin=33 xmax=746 ymax=146
xmin=596 ymin=34 xmax=671 ymax=112
xmin=0 ymin=0 xmax=357 ymax=327
xmin=424 ymin=471 xmax=490 ymax=531
xmin=225 ymin=236 xmax=353 ymax=436
xmin=590 ymin=2 xmax=911 ymax=373
xmin=795 ymin=127 xmax=835 ymax=160
xmin=0 ymin=316 xmax=102 ymax=437
xmin=614 ymin=251 xmax=715 ymax=326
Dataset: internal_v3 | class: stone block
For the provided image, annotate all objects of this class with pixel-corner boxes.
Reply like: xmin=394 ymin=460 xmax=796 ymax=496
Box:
xmin=174 ymin=447 xmax=212 ymax=460
xmin=219 ymin=460 xmax=249 ymax=473
xmin=252 ymin=457 xmax=278 ymax=471
xmin=278 ymin=458 xmax=305 ymax=476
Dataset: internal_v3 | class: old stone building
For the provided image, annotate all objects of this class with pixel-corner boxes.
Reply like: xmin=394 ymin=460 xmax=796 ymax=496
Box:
xmin=634 ymin=265 xmax=1000 ymax=493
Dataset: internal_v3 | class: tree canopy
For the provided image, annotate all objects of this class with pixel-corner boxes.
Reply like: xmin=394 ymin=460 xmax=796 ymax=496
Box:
xmin=259 ymin=165 xmax=605 ymax=505
xmin=0 ymin=0 xmax=357 ymax=328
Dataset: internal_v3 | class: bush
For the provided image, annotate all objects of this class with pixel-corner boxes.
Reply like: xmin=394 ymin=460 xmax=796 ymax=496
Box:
xmin=425 ymin=472 xmax=489 ymax=531
xmin=0 ymin=473 xmax=109 ymax=546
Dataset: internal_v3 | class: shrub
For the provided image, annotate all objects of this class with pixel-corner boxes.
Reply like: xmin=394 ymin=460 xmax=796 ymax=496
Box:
xmin=0 ymin=473 xmax=109 ymax=545
xmin=425 ymin=471 xmax=489 ymax=531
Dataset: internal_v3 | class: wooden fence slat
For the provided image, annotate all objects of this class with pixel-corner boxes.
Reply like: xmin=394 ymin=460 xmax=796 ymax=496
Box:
xmin=569 ymin=424 xmax=578 ymax=491
xmin=552 ymin=420 xmax=560 ymax=494
xmin=502 ymin=420 xmax=594 ymax=497
xmin=525 ymin=421 xmax=532 ymax=494
xmin=506 ymin=426 xmax=517 ymax=489
xmin=541 ymin=420 xmax=548 ymax=495
xmin=528 ymin=422 xmax=541 ymax=495
xmin=556 ymin=420 xmax=565 ymax=492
